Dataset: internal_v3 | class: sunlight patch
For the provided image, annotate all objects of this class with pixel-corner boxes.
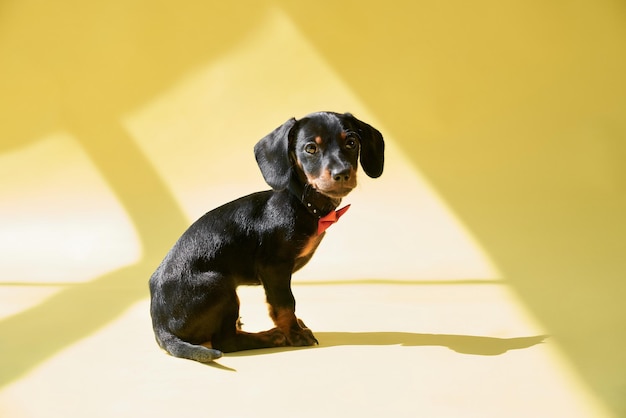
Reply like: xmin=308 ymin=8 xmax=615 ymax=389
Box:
xmin=0 ymin=133 xmax=141 ymax=284
xmin=125 ymin=7 xmax=500 ymax=281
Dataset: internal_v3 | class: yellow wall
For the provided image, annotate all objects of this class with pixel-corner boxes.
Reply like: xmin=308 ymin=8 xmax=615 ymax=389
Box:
xmin=1 ymin=0 xmax=625 ymax=414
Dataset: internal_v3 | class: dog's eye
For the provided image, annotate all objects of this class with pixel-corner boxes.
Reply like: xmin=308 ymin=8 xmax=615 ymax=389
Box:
xmin=345 ymin=137 xmax=358 ymax=150
xmin=304 ymin=143 xmax=318 ymax=154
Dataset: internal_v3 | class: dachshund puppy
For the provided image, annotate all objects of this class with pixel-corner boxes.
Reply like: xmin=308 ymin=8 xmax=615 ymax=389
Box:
xmin=149 ymin=111 xmax=384 ymax=362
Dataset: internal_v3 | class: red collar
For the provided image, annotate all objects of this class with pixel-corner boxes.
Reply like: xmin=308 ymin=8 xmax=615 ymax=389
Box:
xmin=317 ymin=204 xmax=351 ymax=235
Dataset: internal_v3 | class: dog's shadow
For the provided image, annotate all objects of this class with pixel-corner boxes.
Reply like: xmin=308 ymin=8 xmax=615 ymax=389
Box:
xmin=224 ymin=332 xmax=548 ymax=359
xmin=316 ymin=332 xmax=548 ymax=355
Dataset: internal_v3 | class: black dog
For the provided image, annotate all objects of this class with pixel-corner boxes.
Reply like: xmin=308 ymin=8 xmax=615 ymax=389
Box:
xmin=149 ymin=112 xmax=384 ymax=362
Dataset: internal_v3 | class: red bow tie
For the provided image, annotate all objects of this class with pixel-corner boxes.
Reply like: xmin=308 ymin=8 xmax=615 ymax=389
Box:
xmin=317 ymin=204 xmax=351 ymax=235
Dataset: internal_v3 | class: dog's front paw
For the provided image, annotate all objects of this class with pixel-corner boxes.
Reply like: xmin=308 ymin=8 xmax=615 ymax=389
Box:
xmin=286 ymin=320 xmax=318 ymax=346
xmin=264 ymin=327 xmax=289 ymax=347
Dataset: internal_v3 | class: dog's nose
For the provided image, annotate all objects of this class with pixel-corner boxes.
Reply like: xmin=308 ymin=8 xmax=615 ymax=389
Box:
xmin=332 ymin=168 xmax=351 ymax=182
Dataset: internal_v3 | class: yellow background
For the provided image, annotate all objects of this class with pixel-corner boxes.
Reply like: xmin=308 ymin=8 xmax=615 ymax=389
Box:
xmin=1 ymin=1 xmax=625 ymax=417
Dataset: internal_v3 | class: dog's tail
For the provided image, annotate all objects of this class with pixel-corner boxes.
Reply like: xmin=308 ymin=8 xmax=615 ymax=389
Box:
xmin=155 ymin=329 xmax=223 ymax=363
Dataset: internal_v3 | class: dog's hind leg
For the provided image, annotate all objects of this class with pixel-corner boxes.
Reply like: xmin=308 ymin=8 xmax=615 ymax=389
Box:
xmin=213 ymin=327 xmax=288 ymax=353
xmin=211 ymin=293 xmax=288 ymax=352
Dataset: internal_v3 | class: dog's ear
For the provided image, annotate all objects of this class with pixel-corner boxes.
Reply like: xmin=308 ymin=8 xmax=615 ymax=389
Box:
xmin=254 ymin=118 xmax=298 ymax=190
xmin=346 ymin=113 xmax=385 ymax=178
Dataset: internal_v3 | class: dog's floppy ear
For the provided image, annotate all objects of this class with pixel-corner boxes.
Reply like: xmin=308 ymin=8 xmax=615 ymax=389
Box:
xmin=346 ymin=113 xmax=385 ymax=178
xmin=254 ymin=118 xmax=298 ymax=190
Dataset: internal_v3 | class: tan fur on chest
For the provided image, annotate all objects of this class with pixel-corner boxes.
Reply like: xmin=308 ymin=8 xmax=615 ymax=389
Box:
xmin=298 ymin=233 xmax=324 ymax=259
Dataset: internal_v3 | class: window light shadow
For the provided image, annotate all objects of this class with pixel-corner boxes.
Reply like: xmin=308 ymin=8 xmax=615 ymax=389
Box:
xmin=0 ymin=2 xmax=268 ymax=387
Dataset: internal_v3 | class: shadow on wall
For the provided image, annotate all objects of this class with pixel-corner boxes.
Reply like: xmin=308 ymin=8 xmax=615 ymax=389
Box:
xmin=277 ymin=1 xmax=626 ymax=415
xmin=1 ymin=1 xmax=625 ymax=416
xmin=0 ymin=1 xmax=270 ymax=387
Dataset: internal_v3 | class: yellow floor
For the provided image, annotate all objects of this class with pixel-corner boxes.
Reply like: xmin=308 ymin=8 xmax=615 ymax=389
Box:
xmin=0 ymin=282 xmax=609 ymax=417
xmin=1 ymin=2 xmax=624 ymax=417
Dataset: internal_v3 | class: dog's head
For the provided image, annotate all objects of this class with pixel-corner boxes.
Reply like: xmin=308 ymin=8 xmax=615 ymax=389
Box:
xmin=254 ymin=112 xmax=384 ymax=199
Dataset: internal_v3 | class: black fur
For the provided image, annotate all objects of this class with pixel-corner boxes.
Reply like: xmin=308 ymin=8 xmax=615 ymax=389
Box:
xmin=149 ymin=111 xmax=384 ymax=362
